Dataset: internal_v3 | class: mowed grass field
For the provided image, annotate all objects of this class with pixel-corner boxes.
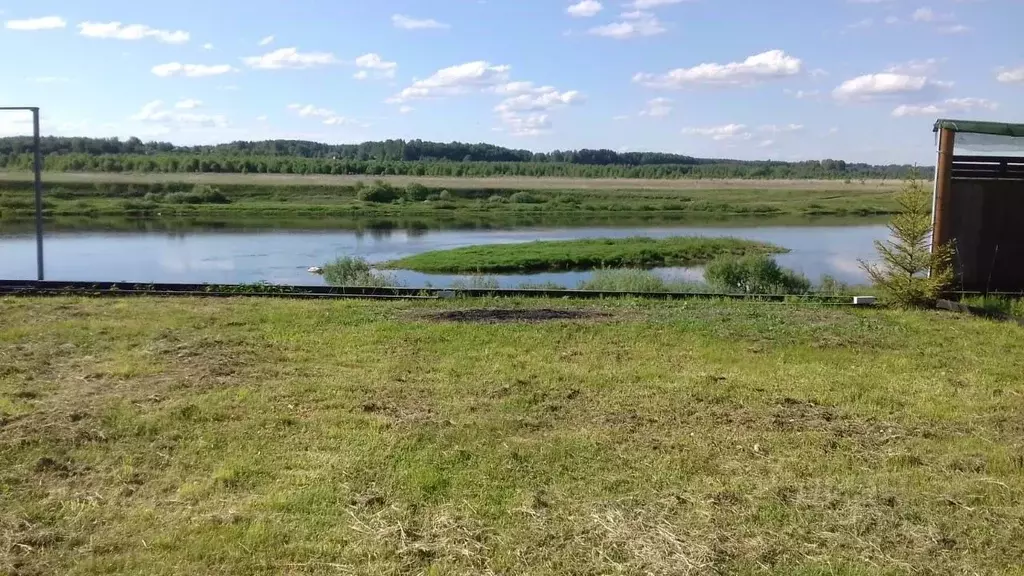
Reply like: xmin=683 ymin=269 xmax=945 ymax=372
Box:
xmin=3 ymin=297 xmax=1023 ymax=575
xmin=1 ymin=170 xmax=904 ymax=192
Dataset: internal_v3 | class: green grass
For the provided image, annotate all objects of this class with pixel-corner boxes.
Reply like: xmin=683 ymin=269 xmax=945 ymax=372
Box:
xmin=577 ymin=269 xmax=711 ymax=293
xmin=383 ymin=236 xmax=785 ymax=273
xmin=0 ymin=177 xmax=901 ymax=221
xmin=2 ymin=297 xmax=1024 ymax=574
xmin=960 ymin=295 xmax=1024 ymax=318
xmin=321 ymin=257 xmax=402 ymax=288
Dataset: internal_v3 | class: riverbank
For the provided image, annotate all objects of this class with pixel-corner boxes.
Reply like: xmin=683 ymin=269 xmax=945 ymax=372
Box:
xmin=0 ymin=176 xmax=900 ymax=220
xmin=2 ymin=297 xmax=1022 ymax=574
xmin=382 ymin=236 xmax=784 ymax=273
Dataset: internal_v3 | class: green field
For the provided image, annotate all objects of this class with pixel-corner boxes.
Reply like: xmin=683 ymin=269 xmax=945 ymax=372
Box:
xmin=2 ymin=297 xmax=1023 ymax=575
xmin=0 ymin=175 xmax=901 ymax=222
xmin=383 ymin=237 xmax=784 ymax=273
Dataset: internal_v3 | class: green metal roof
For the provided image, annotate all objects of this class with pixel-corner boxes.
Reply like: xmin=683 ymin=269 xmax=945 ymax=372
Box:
xmin=934 ymin=119 xmax=1024 ymax=137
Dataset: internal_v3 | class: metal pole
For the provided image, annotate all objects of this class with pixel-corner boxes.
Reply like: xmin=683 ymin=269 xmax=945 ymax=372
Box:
xmin=32 ymin=108 xmax=44 ymax=281
xmin=932 ymin=127 xmax=955 ymax=252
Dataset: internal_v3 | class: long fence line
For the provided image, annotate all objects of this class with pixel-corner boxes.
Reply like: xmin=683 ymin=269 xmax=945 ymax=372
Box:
xmin=0 ymin=280 xmax=858 ymax=303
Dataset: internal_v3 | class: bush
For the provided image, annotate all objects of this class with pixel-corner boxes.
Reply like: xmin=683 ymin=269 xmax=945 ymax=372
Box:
xmin=404 ymin=183 xmax=430 ymax=202
xmin=164 ymin=184 xmax=231 ymax=205
xmin=321 ymin=256 xmax=401 ymax=287
xmin=438 ymin=190 xmax=452 ymax=201
xmin=705 ymin=254 xmax=811 ymax=294
xmin=816 ymin=275 xmax=852 ymax=296
xmin=509 ymin=191 xmax=542 ymax=204
xmin=860 ymin=169 xmax=953 ymax=308
xmin=487 ymin=195 xmax=508 ymax=204
xmin=357 ymin=181 xmax=400 ymax=203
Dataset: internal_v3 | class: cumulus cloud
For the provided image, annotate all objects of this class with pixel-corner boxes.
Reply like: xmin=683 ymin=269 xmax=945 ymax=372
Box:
xmin=638 ymin=97 xmax=673 ymax=117
xmin=783 ymin=89 xmax=821 ymax=99
xmin=287 ymin=103 xmax=364 ymax=127
xmin=243 ymin=47 xmax=338 ymax=70
xmin=391 ymin=14 xmax=450 ymax=30
xmin=682 ymin=124 xmax=752 ymax=141
xmin=202 ymin=42 xmax=214 ymax=50
xmin=892 ymin=97 xmax=998 ymax=117
xmin=759 ymin=123 xmax=804 ymax=133
xmin=567 ymin=0 xmax=603 ymax=17
xmin=832 ymin=72 xmax=951 ymax=100
xmin=399 ymin=106 xmax=414 ymax=114
xmin=258 ymin=35 xmax=274 ymax=46
xmin=588 ymin=11 xmax=665 ymax=39
xmin=131 ymin=100 xmax=227 ymax=128
xmin=353 ymin=53 xmax=397 ymax=80
xmin=885 ymin=58 xmax=944 ymax=75
xmin=997 ymin=67 xmax=1024 ymax=83
xmin=388 ymin=61 xmax=511 ymax=103
xmin=494 ymin=84 xmax=584 ymax=136
xmin=151 ymin=62 xmax=235 ymax=77
xmin=175 ymin=99 xmax=203 ymax=109
xmin=78 ymin=21 xmax=189 ymax=44
xmin=4 ymin=16 xmax=66 ymax=30
xmin=634 ymin=50 xmax=802 ymax=88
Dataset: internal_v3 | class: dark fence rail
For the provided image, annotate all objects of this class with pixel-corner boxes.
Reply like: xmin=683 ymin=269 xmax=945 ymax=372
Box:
xmin=951 ymin=155 xmax=1024 ymax=180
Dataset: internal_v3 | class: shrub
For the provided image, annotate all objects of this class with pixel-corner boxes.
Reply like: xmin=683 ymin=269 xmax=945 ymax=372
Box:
xmin=487 ymin=195 xmax=508 ymax=204
xmin=164 ymin=185 xmax=231 ymax=205
xmin=438 ymin=190 xmax=452 ymax=201
xmin=509 ymin=191 xmax=542 ymax=204
xmin=705 ymin=254 xmax=811 ymax=295
xmin=860 ymin=169 xmax=953 ymax=308
xmin=450 ymin=276 xmax=501 ymax=290
xmin=816 ymin=275 xmax=852 ymax=296
xmin=357 ymin=181 xmax=400 ymax=203
xmin=322 ymin=256 xmax=401 ymax=287
xmin=404 ymin=183 xmax=430 ymax=202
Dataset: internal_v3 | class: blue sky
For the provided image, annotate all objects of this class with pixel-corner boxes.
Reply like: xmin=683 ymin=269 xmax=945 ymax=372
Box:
xmin=1 ymin=0 xmax=1021 ymax=164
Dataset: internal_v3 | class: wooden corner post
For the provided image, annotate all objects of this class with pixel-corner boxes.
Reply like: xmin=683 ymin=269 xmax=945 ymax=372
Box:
xmin=932 ymin=127 xmax=955 ymax=252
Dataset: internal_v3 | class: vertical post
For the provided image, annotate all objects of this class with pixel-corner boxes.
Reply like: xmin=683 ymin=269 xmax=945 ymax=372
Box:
xmin=932 ymin=127 xmax=955 ymax=252
xmin=32 ymin=108 xmax=44 ymax=281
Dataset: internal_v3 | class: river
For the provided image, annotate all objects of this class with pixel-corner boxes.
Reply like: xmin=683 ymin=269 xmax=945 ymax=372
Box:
xmin=0 ymin=218 xmax=889 ymax=287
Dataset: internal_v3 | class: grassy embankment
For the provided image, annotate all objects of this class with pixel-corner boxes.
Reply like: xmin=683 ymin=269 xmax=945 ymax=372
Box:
xmin=0 ymin=174 xmax=901 ymax=222
xmin=382 ymin=237 xmax=784 ymax=273
xmin=2 ymin=297 xmax=1023 ymax=574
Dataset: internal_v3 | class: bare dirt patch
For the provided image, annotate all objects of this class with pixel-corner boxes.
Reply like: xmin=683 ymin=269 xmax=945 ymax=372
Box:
xmin=423 ymin=308 xmax=609 ymax=323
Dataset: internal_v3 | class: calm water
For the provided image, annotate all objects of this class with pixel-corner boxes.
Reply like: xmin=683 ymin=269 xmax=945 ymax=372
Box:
xmin=0 ymin=220 xmax=888 ymax=287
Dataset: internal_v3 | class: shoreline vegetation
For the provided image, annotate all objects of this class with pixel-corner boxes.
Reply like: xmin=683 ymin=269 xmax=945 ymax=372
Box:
xmin=0 ymin=177 xmax=901 ymax=221
xmin=381 ymin=237 xmax=784 ymax=274
xmin=2 ymin=297 xmax=1021 ymax=574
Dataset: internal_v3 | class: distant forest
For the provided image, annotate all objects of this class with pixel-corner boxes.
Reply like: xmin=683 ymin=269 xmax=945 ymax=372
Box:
xmin=0 ymin=136 xmax=927 ymax=180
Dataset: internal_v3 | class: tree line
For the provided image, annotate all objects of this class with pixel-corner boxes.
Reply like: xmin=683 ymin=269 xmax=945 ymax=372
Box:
xmin=0 ymin=136 xmax=925 ymax=179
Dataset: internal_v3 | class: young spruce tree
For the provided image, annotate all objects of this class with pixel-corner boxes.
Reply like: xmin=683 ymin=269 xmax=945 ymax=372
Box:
xmin=860 ymin=169 xmax=954 ymax=307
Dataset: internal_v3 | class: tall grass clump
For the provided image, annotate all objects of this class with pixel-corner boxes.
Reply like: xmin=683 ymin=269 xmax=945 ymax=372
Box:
xmin=578 ymin=270 xmax=710 ymax=293
xmin=322 ymin=256 xmax=401 ymax=287
xmin=860 ymin=169 xmax=953 ymax=308
xmin=450 ymin=276 xmax=501 ymax=290
xmin=705 ymin=254 xmax=811 ymax=295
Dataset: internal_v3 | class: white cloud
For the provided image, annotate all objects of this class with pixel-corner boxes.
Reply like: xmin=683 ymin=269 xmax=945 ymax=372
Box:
xmin=258 ymin=35 xmax=274 ymax=46
xmin=256 ymin=115 xmax=268 ymax=122
xmin=911 ymin=7 xmax=941 ymax=21
xmin=613 ymin=115 xmax=630 ymax=121
xmin=497 ymin=112 xmax=552 ymax=137
xmin=682 ymin=124 xmax=752 ymax=140
xmin=399 ymin=106 xmax=414 ymax=114
xmin=639 ymin=97 xmax=672 ymax=117
xmin=353 ymin=53 xmax=397 ymax=80
xmin=832 ymin=73 xmax=951 ymax=100
xmin=997 ymin=67 xmax=1024 ymax=83
xmin=758 ymin=140 xmax=775 ymax=148
xmin=391 ymin=14 xmax=450 ymax=30
xmin=494 ymin=89 xmax=583 ymax=113
xmin=388 ymin=61 xmax=511 ymax=103
xmin=152 ymin=62 xmax=235 ymax=77
xmin=884 ymin=15 xmax=900 ymax=24
xmin=846 ymin=18 xmax=873 ymax=30
xmin=567 ymin=0 xmax=603 ymax=17
xmin=287 ymin=103 xmax=363 ymax=127
xmin=243 ymin=47 xmax=338 ymax=70
xmin=634 ymin=50 xmax=802 ymax=88
xmin=202 ymin=42 xmax=214 ymax=50
xmin=588 ymin=11 xmax=665 ymax=39
xmin=892 ymin=97 xmax=998 ymax=117
xmin=5 ymin=16 xmax=66 ymax=30
xmin=937 ymin=24 xmax=970 ymax=34
xmin=760 ymin=123 xmax=804 ymax=133
xmin=130 ymin=100 xmax=227 ymax=129
xmin=628 ymin=0 xmax=684 ymax=8
xmin=885 ymin=58 xmax=943 ymax=75
xmin=78 ymin=22 xmax=189 ymax=44
xmin=175 ymin=98 xmax=203 ymax=109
